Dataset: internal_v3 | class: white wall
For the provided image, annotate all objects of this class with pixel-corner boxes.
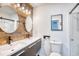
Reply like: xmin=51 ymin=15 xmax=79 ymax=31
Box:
xmin=33 ymin=3 xmax=76 ymax=56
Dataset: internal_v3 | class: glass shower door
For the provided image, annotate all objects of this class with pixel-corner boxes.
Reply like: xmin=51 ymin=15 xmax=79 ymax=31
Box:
xmin=70 ymin=13 xmax=79 ymax=56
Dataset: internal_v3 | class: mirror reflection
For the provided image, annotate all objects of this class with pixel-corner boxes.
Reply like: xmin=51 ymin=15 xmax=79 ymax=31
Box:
xmin=0 ymin=6 xmax=19 ymax=33
xmin=25 ymin=16 xmax=32 ymax=32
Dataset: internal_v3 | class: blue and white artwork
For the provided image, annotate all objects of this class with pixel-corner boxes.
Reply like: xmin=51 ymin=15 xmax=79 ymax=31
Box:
xmin=51 ymin=20 xmax=59 ymax=30
xmin=51 ymin=14 xmax=63 ymax=31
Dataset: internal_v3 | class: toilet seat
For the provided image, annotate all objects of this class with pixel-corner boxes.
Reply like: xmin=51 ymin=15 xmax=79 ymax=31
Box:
xmin=50 ymin=52 xmax=61 ymax=56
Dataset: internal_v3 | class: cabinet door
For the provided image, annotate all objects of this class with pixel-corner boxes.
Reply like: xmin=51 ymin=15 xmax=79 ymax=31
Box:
xmin=33 ymin=39 xmax=41 ymax=53
xmin=20 ymin=39 xmax=41 ymax=56
xmin=19 ymin=47 xmax=35 ymax=56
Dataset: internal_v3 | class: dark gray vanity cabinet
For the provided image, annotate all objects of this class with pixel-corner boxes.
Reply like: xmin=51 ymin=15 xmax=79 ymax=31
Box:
xmin=20 ymin=39 xmax=41 ymax=56
xmin=11 ymin=39 xmax=41 ymax=56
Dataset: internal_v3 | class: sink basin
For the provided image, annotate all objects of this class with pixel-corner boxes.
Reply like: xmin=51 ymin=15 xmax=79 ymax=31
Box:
xmin=0 ymin=44 xmax=12 ymax=50
xmin=0 ymin=42 xmax=27 ymax=56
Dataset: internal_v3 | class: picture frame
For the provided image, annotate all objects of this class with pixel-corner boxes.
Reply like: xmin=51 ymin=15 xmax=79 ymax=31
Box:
xmin=51 ymin=14 xmax=63 ymax=31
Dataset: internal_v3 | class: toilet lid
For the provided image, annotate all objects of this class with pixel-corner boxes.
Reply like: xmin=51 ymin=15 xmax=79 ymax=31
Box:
xmin=50 ymin=52 xmax=61 ymax=56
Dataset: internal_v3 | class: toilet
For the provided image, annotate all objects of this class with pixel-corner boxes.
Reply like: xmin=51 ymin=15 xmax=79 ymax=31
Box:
xmin=49 ymin=41 xmax=62 ymax=56
xmin=42 ymin=35 xmax=62 ymax=56
xmin=50 ymin=52 xmax=61 ymax=56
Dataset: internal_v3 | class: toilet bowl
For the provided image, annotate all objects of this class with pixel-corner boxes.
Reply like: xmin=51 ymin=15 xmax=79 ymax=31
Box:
xmin=50 ymin=41 xmax=62 ymax=56
xmin=50 ymin=52 xmax=61 ymax=56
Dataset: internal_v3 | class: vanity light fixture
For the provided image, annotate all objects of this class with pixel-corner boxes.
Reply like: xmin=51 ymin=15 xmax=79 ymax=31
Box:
xmin=18 ymin=4 xmax=31 ymax=15
xmin=17 ymin=3 xmax=20 ymax=7
xmin=25 ymin=9 xmax=28 ymax=14
xmin=12 ymin=3 xmax=32 ymax=16
xmin=26 ymin=9 xmax=28 ymax=12
xmin=14 ymin=4 xmax=17 ymax=8
xmin=21 ymin=6 xmax=25 ymax=10
xmin=23 ymin=9 xmax=26 ymax=13
xmin=13 ymin=3 xmax=20 ymax=8
xmin=28 ymin=10 xmax=31 ymax=14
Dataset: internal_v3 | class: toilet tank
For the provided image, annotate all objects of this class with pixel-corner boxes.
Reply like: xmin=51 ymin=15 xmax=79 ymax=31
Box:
xmin=50 ymin=41 xmax=62 ymax=54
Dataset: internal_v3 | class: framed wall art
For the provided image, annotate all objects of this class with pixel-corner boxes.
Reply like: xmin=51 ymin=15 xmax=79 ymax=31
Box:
xmin=51 ymin=14 xmax=63 ymax=31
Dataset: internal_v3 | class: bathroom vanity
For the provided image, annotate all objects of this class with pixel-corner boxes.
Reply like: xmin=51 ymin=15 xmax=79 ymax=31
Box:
xmin=0 ymin=37 xmax=41 ymax=56
xmin=12 ymin=38 xmax=41 ymax=56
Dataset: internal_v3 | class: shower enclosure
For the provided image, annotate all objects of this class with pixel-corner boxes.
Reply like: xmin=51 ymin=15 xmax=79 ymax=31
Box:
xmin=69 ymin=3 xmax=79 ymax=56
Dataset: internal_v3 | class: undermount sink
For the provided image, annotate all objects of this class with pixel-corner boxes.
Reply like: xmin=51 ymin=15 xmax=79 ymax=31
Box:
xmin=0 ymin=40 xmax=27 ymax=52
xmin=0 ymin=45 xmax=11 ymax=51
xmin=50 ymin=41 xmax=62 ymax=44
xmin=0 ymin=42 xmax=26 ymax=56
xmin=0 ymin=39 xmax=28 ymax=52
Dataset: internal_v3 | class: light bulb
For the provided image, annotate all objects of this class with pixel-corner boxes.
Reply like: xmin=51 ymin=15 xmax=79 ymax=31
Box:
xmin=28 ymin=10 xmax=31 ymax=14
xmin=21 ymin=6 xmax=25 ymax=10
xmin=25 ymin=9 xmax=28 ymax=13
xmin=23 ymin=10 xmax=25 ymax=13
xmin=14 ymin=4 xmax=17 ymax=8
xmin=17 ymin=3 xmax=20 ymax=7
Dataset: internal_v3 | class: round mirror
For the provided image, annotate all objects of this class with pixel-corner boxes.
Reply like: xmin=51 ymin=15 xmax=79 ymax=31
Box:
xmin=25 ymin=16 xmax=32 ymax=32
xmin=0 ymin=6 xmax=19 ymax=33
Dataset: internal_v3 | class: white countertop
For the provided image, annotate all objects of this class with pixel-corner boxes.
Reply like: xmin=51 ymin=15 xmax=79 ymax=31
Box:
xmin=0 ymin=37 xmax=41 ymax=56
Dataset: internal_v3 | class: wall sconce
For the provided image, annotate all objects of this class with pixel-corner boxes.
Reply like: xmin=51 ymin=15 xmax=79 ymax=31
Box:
xmin=13 ymin=3 xmax=32 ymax=15
xmin=21 ymin=6 xmax=25 ymax=10
xmin=28 ymin=10 xmax=31 ymax=14
xmin=14 ymin=4 xmax=20 ymax=8
xmin=17 ymin=3 xmax=20 ymax=7
xmin=25 ymin=9 xmax=28 ymax=13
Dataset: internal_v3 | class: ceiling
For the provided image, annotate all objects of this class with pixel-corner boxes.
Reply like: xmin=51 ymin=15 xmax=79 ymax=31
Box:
xmin=31 ymin=3 xmax=46 ymax=7
xmin=31 ymin=3 xmax=76 ymax=8
xmin=0 ymin=3 xmax=76 ymax=8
